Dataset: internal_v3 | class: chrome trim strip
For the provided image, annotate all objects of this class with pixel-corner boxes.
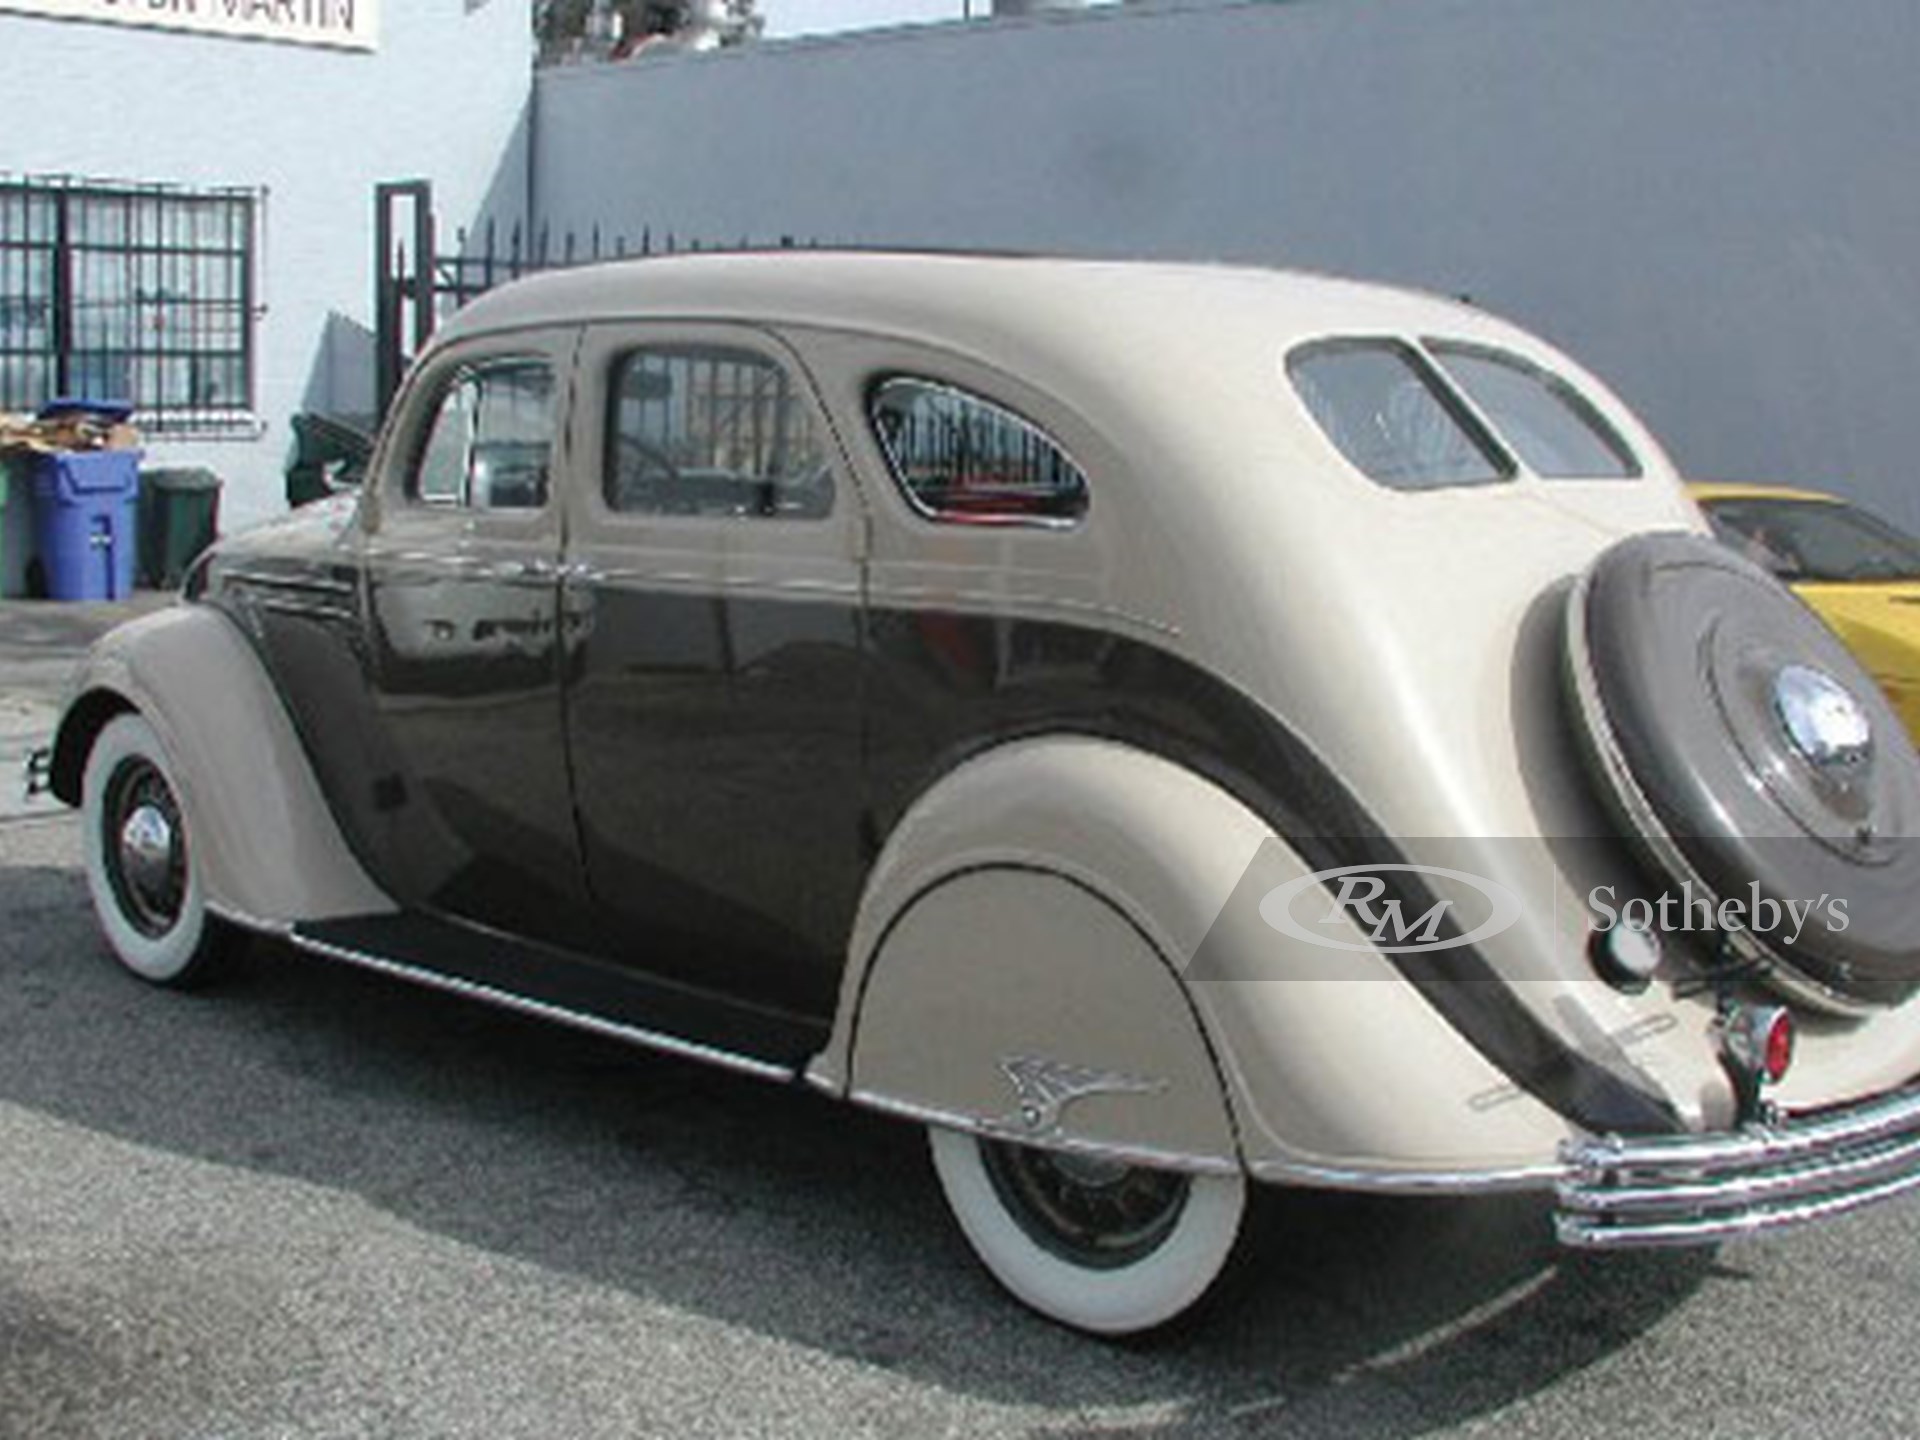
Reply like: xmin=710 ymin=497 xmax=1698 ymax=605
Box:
xmin=847 ymin=1087 xmax=1240 ymax=1177
xmin=1559 ymin=1167 xmax=1920 ymax=1249
xmin=205 ymin=901 xmax=294 ymax=937
xmin=1248 ymin=1156 xmax=1563 ymax=1195
xmin=1567 ymin=1130 xmax=1920 ymax=1216
xmin=220 ymin=568 xmax=356 ymax=597
xmin=251 ymin=597 xmax=359 ymax=624
xmin=803 ymin=1066 xmax=844 ymax=1099
xmin=288 ymin=930 xmax=797 ymax=1084
xmin=1567 ymin=1084 xmax=1920 ymax=1175
xmin=1557 ymin=1083 xmax=1920 ymax=1248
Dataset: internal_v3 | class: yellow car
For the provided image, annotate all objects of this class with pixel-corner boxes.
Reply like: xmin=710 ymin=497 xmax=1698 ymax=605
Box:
xmin=1690 ymin=481 xmax=1920 ymax=740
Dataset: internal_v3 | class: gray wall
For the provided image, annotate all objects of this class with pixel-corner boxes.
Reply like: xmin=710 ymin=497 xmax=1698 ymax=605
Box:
xmin=0 ymin=0 xmax=533 ymax=534
xmin=534 ymin=0 xmax=1920 ymax=530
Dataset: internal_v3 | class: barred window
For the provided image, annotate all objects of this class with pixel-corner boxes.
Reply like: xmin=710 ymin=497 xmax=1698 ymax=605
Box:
xmin=0 ymin=176 xmax=258 ymax=433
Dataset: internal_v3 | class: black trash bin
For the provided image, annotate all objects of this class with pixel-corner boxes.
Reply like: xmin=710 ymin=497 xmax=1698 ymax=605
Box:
xmin=138 ymin=467 xmax=222 ymax=589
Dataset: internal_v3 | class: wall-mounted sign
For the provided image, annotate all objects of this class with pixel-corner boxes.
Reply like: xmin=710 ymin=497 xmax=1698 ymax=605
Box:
xmin=0 ymin=0 xmax=379 ymax=53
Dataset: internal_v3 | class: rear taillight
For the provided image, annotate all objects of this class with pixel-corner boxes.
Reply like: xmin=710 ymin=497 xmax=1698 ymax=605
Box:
xmin=1763 ymin=1008 xmax=1796 ymax=1084
xmin=1718 ymin=1003 xmax=1795 ymax=1116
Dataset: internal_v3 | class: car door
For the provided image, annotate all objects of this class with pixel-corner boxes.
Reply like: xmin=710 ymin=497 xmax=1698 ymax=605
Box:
xmin=356 ymin=330 xmax=590 ymax=944
xmin=561 ymin=322 xmax=866 ymax=1026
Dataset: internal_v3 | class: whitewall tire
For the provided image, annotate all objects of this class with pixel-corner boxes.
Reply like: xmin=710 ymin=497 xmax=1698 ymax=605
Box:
xmin=81 ymin=713 xmax=239 ymax=987
xmin=929 ymin=1126 xmax=1246 ymax=1335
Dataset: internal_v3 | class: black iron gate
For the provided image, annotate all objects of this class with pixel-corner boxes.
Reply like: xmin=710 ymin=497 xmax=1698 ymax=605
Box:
xmin=372 ymin=179 xmax=812 ymax=421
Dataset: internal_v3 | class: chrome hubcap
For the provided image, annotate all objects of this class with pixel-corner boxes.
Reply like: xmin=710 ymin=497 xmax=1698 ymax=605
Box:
xmin=1775 ymin=664 xmax=1873 ymax=774
xmin=980 ymin=1140 xmax=1190 ymax=1270
xmin=102 ymin=759 xmax=187 ymax=938
xmin=119 ymin=804 xmax=176 ymax=896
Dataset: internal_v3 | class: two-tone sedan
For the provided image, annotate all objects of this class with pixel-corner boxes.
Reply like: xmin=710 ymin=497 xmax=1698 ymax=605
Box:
xmin=34 ymin=253 xmax=1920 ymax=1334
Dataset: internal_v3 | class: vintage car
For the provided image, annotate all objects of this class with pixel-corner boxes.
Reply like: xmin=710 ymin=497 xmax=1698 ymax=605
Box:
xmin=1691 ymin=481 xmax=1920 ymax=742
xmin=34 ymin=253 xmax=1920 ymax=1336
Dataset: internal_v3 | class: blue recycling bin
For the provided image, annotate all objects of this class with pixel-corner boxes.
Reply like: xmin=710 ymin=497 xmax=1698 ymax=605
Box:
xmin=29 ymin=449 xmax=142 ymax=601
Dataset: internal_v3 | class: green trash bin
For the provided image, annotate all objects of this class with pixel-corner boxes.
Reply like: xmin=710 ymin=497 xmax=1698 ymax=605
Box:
xmin=137 ymin=467 xmax=222 ymax=590
xmin=0 ymin=452 xmax=28 ymax=598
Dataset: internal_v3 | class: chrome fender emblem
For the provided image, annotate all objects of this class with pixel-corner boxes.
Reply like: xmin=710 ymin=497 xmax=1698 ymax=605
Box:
xmin=996 ymin=1055 xmax=1168 ymax=1138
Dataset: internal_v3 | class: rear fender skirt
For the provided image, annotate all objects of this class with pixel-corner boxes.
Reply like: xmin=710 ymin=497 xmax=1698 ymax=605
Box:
xmin=860 ymin=607 xmax=1680 ymax=1137
xmin=817 ymin=736 xmax=1597 ymax=1180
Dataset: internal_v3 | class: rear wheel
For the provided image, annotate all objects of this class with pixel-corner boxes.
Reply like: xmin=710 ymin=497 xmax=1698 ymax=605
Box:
xmin=928 ymin=1126 xmax=1245 ymax=1335
xmin=82 ymin=714 xmax=240 ymax=987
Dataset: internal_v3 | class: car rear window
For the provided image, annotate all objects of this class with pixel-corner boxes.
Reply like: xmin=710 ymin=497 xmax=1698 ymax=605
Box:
xmin=1428 ymin=343 xmax=1640 ymax=479
xmin=1287 ymin=341 xmax=1510 ymax=491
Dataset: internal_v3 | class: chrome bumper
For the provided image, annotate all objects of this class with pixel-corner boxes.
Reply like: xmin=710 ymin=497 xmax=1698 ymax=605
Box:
xmin=1556 ymin=1084 xmax=1920 ymax=1248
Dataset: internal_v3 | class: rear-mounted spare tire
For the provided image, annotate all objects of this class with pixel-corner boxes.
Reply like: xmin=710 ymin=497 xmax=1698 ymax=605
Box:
xmin=1566 ymin=531 xmax=1920 ymax=1012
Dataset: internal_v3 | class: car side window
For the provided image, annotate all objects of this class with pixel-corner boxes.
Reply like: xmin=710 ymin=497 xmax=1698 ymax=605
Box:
xmin=869 ymin=377 xmax=1089 ymax=526
xmin=605 ymin=345 xmax=834 ymax=519
xmin=410 ymin=358 xmax=554 ymax=510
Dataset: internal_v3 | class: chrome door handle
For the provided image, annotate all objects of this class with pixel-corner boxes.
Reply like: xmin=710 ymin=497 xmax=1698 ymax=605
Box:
xmin=494 ymin=558 xmax=558 ymax=581
xmin=484 ymin=558 xmax=601 ymax=583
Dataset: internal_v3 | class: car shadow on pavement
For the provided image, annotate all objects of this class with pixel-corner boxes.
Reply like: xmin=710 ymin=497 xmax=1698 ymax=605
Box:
xmin=0 ymin=858 xmax=1715 ymax=1436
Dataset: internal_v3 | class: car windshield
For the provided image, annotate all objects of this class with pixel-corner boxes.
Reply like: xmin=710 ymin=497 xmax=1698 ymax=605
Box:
xmin=1702 ymin=496 xmax=1920 ymax=583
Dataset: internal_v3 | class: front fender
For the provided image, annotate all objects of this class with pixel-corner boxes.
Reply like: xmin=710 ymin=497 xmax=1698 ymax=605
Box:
xmin=813 ymin=736 xmax=1578 ymax=1186
xmin=52 ymin=604 xmax=393 ymax=929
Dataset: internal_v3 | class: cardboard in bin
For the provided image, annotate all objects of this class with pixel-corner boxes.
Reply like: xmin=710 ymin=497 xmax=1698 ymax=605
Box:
xmin=1 ymin=406 xmax=141 ymax=456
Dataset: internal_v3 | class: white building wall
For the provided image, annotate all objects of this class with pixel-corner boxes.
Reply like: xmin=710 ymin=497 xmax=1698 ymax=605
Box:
xmin=0 ymin=0 xmax=533 ymax=533
xmin=533 ymin=0 xmax=1920 ymax=530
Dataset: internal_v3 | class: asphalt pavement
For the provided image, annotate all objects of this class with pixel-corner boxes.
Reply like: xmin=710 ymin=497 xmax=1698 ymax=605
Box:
xmin=3 ymin=596 xmax=1920 ymax=1438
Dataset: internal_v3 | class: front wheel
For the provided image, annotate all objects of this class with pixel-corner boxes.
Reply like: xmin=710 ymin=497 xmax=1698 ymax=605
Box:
xmin=929 ymin=1127 xmax=1246 ymax=1335
xmin=81 ymin=713 xmax=241 ymax=987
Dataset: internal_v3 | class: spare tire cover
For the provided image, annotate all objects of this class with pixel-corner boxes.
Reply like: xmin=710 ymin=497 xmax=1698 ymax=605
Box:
xmin=1569 ymin=531 xmax=1920 ymax=1007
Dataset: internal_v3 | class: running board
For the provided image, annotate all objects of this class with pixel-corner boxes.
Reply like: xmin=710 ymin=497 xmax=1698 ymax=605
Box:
xmin=291 ymin=913 xmax=827 ymax=1082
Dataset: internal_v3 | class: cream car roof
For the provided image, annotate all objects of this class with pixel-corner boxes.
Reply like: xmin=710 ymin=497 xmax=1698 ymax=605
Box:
xmin=435 ymin=250 xmax=1663 ymax=495
xmin=439 ymin=250 xmax=1551 ymax=394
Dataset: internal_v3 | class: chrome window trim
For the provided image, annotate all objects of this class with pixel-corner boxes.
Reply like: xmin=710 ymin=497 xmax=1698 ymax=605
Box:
xmin=402 ymin=352 xmax=559 ymax=513
xmin=867 ymin=374 xmax=1091 ymax=531
xmin=601 ymin=338 xmax=838 ymax=523
xmin=1422 ymin=337 xmax=1644 ymax=481
xmin=1284 ymin=335 xmax=1518 ymax=491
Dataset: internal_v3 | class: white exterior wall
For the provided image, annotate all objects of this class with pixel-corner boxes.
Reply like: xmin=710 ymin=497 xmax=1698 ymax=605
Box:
xmin=0 ymin=0 xmax=532 ymax=535
xmin=533 ymin=0 xmax=1920 ymax=530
